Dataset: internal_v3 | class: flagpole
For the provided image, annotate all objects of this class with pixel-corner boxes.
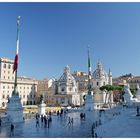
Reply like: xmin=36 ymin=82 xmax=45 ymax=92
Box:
xmin=87 ymin=47 xmax=92 ymax=95
xmin=13 ymin=16 xmax=20 ymax=96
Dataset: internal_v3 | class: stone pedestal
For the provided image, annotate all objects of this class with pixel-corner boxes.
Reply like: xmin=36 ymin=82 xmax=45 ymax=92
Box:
xmin=38 ymin=101 xmax=46 ymax=116
xmin=6 ymin=95 xmax=23 ymax=123
xmin=84 ymin=94 xmax=94 ymax=111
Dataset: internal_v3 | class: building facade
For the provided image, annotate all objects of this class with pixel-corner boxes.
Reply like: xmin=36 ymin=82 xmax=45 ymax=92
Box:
xmin=52 ymin=65 xmax=81 ymax=106
xmin=0 ymin=58 xmax=38 ymax=108
xmin=37 ymin=78 xmax=54 ymax=105
xmin=93 ymin=61 xmax=112 ymax=88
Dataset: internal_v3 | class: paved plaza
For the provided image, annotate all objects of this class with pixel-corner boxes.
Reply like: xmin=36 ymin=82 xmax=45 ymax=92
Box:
xmin=0 ymin=106 xmax=140 ymax=138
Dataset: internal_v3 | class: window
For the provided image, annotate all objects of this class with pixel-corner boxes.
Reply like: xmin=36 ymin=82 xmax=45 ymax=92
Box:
xmin=104 ymin=82 xmax=105 ymax=86
xmin=23 ymin=95 xmax=25 ymax=98
xmin=61 ymin=88 xmax=65 ymax=92
xmin=8 ymin=76 xmax=10 ymax=79
xmin=97 ymin=82 xmax=99 ymax=86
xmin=3 ymin=76 xmax=5 ymax=79
xmin=8 ymin=71 xmax=10 ymax=74
xmin=30 ymin=101 xmax=32 ymax=105
xmin=2 ymin=95 xmax=5 ymax=99
xmin=3 ymin=86 xmax=5 ymax=89
xmin=8 ymin=64 xmax=11 ymax=69
xmin=3 ymin=64 xmax=6 ymax=68
xmin=8 ymin=86 xmax=9 ymax=89
xmin=34 ymin=101 xmax=36 ymax=105
xmin=7 ymin=95 xmax=9 ymax=99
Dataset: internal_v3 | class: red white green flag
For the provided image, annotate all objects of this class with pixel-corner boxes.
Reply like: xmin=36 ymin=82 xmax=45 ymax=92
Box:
xmin=13 ymin=16 xmax=20 ymax=73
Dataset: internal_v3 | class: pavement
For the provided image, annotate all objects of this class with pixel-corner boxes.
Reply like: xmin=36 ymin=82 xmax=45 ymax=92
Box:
xmin=0 ymin=106 xmax=140 ymax=138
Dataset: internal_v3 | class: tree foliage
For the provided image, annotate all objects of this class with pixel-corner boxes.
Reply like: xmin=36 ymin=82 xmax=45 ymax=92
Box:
xmin=100 ymin=85 xmax=123 ymax=92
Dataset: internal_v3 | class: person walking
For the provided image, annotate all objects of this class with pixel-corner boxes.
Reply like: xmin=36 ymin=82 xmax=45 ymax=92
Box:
xmin=68 ymin=117 xmax=71 ymax=125
xmin=71 ymin=118 xmax=73 ymax=125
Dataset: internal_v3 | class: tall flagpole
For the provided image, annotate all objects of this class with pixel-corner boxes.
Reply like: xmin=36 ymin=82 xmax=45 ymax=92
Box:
xmin=13 ymin=16 xmax=20 ymax=96
xmin=88 ymin=47 xmax=92 ymax=95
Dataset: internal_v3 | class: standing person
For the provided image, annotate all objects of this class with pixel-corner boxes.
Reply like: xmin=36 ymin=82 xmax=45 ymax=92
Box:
xmin=95 ymin=132 xmax=97 ymax=138
xmin=44 ymin=116 xmax=47 ymax=128
xmin=49 ymin=116 xmax=52 ymax=123
xmin=36 ymin=118 xmax=40 ymax=127
xmin=0 ymin=117 xmax=2 ymax=127
xmin=71 ymin=118 xmax=73 ymax=125
xmin=36 ymin=113 xmax=38 ymax=120
xmin=57 ymin=110 xmax=59 ymax=116
xmin=80 ymin=113 xmax=83 ymax=120
xmin=137 ymin=106 xmax=140 ymax=116
xmin=10 ymin=123 xmax=14 ymax=136
xmin=41 ymin=115 xmax=44 ymax=126
xmin=91 ymin=125 xmax=95 ymax=138
xmin=47 ymin=117 xmax=50 ymax=128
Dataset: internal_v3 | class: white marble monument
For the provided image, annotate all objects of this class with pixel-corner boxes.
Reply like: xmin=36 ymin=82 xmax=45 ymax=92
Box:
xmin=6 ymin=16 xmax=23 ymax=123
xmin=136 ymin=84 xmax=140 ymax=100
xmin=123 ymin=85 xmax=134 ymax=105
xmin=6 ymin=92 xmax=23 ymax=123
xmin=38 ymin=95 xmax=46 ymax=116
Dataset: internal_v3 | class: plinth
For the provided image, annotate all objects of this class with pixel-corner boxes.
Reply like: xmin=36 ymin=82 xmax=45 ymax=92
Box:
xmin=6 ymin=94 xmax=23 ymax=123
xmin=38 ymin=101 xmax=46 ymax=116
xmin=84 ymin=94 xmax=94 ymax=111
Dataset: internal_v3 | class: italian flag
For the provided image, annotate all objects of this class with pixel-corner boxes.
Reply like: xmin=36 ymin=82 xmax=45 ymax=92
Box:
xmin=13 ymin=16 xmax=20 ymax=73
xmin=88 ymin=49 xmax=92 ymax=79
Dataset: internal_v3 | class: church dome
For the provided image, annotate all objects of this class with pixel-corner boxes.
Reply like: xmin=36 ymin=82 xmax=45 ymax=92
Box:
xmin=93 ymin=62 xmax=108 ymax=81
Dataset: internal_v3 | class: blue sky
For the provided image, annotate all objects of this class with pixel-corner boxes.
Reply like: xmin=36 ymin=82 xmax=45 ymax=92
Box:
xmin=0 ymin=2 xmax=140 ymax=79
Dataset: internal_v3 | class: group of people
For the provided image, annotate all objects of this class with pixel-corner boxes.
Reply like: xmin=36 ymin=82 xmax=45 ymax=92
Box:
xmin=91 ymin=119 xmax=102 ymax=138
xmin=35 ymin=113 xmax=52 ymax=128
xmin=67 ymin=117 xmax=73 ymax=126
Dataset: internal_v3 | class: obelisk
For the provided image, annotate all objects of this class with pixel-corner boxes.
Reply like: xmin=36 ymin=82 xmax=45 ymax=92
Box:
xmin=6 ymin=16 xmax=23 ymax=123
